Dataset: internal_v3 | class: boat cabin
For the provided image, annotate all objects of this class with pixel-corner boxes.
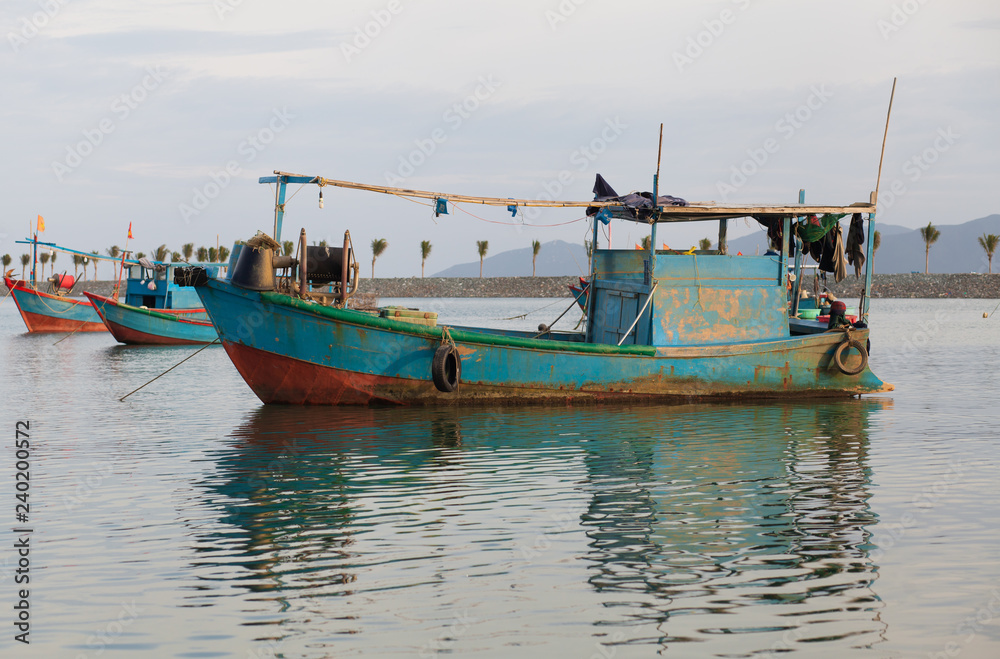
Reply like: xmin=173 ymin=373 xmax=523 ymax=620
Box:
xmin=123 ymin=260 xmax=218 ymax=309
xmin=582 ymin=189 xmax=875 ymax=348
xmin=588 ymin=247 xmax=790 ymax=346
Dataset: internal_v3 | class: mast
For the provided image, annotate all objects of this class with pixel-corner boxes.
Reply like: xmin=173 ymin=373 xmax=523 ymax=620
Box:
xmin=273 ymin=175 xmax=289 ymax=242
xmin=863 ymin=79 xmax=896 ymax=321
xmin=650 ymin=124 xmax=663 ymax=257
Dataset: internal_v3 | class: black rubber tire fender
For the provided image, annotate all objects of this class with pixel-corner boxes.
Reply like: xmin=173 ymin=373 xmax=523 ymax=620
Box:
xmin=431 ymin=344 xmax=461 ymax=392
xmin=834 ymin=339 xmax=868 ymax=376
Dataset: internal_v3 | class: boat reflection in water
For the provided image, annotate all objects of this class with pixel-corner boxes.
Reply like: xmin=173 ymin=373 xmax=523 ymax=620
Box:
xmin=186 ymin=398 xmax=891 ymax=656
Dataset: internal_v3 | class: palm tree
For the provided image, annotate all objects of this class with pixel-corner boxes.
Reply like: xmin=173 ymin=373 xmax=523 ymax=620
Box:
xmin=919 ymin=222 xmax=940 ymax=274
xmin=197 ymin=246 xmax=208 ymax=262
xmin=1 ymin=254 xmax=10 ymax=274
xmin=20 ymin=254 xmax=30 ymax=280
xmin=476 ymin=240 xmax=489 ymax=278
xmin=136 ymin=252 xmax=146 ymax=260
xmin=208 ymin=247 xmax=219 ymax=263
xmin=91 ymin=251 xmax=100 ymax=279
xmin=50 ymin=251 xmax=57 ymax=275
xmin=420 ymin=240 xmax=432 ymax=278
xmin=151 ymin=244 xmax=169 ymax=262
xmin=72 ymin=253 xmax=83 ymax=276
xmin=106 ymin=245 xmax=120 ymax=275
xmin=171 ymin=251 xmax=182 ymax=262
xmin=978 ymin=233 xmax=999 ymax=274
xmin=640 ymin=235 xmax=651 ymax=251
xmin=873 ymin=230 xmax=881 ymax=253
xmin=318 ymin=239 xmax=328 ymax=248
xmin=371 ymin=238 xmax=387 ymax=278
xmin=182 ymin=243 xmax=194 ymax=262
xmin=531 ymin=240 xmax=541 ymax=277
xmin=699 ymin=237 xmax=712 ymax=251
xmin=39 ymin=252 xmax=49 ymax=278
xmin=218 ymin=245 xmax=230 ymax=265
xmin=282 ymin=240 xmax=294 ymax=256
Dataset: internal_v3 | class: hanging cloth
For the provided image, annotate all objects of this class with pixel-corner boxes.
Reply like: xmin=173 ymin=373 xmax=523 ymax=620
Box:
xmin=831 ymin=223 xmax=847 ymax=283
xmin=753 ymin=216 xmax=796 ymax=257
xmin=795 ymin=213 xmax=845 ymax=243
xmin=846 ymin=213 xmax=866 ymax=278
xmin=809 ymin=238 xmax=824 ymax=262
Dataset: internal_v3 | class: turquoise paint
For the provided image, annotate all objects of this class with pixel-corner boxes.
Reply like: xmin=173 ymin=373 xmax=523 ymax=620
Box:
xmin=590 ymin=251 xmax=788 ymax=347
xmin=100 ymin=299 xmax=216 ymax=343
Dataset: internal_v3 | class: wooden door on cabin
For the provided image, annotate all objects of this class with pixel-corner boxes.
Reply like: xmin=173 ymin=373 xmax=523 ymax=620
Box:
xmin=601 ymin=289 xmax=641 ymax=345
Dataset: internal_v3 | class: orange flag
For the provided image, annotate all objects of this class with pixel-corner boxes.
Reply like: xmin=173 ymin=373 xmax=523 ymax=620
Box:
xmin=37 ymin=215 xmax=45 ymax=232
xmin=127 ymin=222 xmax=133 ymax=240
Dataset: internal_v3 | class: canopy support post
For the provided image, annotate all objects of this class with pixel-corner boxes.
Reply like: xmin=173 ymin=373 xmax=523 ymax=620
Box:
xmin=862 ymin=213 xmax=875 ymax=321
xmin=273 ymin=174 xmax=288 ymax=243
xmin=790 ymin=189 xmax=805 ymax=316
xmin=584 ymin=215 xmax=600 ymax=343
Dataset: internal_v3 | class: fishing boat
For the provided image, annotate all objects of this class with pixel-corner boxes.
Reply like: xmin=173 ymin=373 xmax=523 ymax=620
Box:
xmin=4 ymin=238 xmax=105 ymax=333
xmin=179 ymin=163 xmax=893 ymax=405
xmin=83 ymin=258 xmax=220 ymax=345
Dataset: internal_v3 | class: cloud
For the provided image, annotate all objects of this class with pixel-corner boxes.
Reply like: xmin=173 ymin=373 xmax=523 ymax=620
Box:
xmin=1 ymin=1 xmax=998 ymax=276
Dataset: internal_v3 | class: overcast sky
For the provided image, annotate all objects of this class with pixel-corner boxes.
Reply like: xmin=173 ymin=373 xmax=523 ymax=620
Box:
xmin=2 ymin=0 xmax=997 ymax=277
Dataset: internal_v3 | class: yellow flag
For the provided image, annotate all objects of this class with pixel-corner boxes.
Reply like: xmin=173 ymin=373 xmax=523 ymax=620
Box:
xmin=37 ymin=215 xmax=45 ymax=232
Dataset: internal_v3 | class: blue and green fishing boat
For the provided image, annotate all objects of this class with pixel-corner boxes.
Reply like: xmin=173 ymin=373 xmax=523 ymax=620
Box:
xmin=180 ymin=163 xmax=893 ymax=405
xmin=84 ymin=259 xmax=220 ymax=345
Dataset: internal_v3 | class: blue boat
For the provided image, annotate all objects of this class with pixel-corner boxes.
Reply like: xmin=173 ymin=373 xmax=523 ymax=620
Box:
xmin=84 ymin=259 xmax=220 ymax=345
xmin=4 ymin=237 xmax=106 ymax=333
xmin=180 ymin=167 xmax=893 ymax=406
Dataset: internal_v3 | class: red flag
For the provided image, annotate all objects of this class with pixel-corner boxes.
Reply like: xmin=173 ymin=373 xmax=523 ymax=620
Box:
xmin=127 ymin=222 xmax=133 ymax=240
xmin=37 ymin=215 xmax=45 ymax=232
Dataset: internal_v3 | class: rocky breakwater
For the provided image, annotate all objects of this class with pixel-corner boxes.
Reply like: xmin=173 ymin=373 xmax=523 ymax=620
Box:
xmin=819 ymin=273 xmax=1000 ymax=299
xmin=357 ymin=276 xmax=580 ymax=298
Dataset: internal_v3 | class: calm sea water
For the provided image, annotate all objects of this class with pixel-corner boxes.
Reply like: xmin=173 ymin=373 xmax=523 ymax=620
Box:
xmin=0 ymin=295 xmax=998 ymax=658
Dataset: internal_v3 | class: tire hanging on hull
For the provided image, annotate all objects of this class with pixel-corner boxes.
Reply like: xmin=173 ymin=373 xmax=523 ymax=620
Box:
xmin=834 ymin=339 xmax=868 ymax=375
xmin=431 ymin=344 xmax=461 ymax=392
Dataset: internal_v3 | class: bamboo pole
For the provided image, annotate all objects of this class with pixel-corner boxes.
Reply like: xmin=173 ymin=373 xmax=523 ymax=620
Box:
xmin=873 ymin=77 xmax=897 ymax=209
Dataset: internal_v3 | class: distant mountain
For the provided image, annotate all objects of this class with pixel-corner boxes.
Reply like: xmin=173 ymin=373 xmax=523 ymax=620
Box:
xmin=727 ymin=214 xmax=1000 ymax=274
xmin=870 ymin=214 xmax=1000 ymax=274
xmin=432 ymin=239 xmax=589 ymax=277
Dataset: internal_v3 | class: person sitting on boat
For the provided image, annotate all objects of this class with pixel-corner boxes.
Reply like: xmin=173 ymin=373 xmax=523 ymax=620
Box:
xmin=827 ymin=300 xmax=851 ymax=330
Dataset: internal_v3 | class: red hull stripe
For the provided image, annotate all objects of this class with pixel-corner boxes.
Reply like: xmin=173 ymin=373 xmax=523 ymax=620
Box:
xmin=223 ymin=341 xmax=409 ymax=405
xmin=18 ymin=309 xmax=107 ymax=333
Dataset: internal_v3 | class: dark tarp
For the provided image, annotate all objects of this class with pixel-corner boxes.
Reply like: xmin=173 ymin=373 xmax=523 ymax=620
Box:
xmin=587 ymin=174 xmax=687 ymax=222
